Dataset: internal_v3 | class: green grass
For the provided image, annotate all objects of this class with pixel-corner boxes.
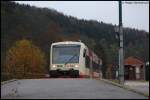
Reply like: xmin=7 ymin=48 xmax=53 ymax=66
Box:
xmin=108 ymin=79 xmax=120 ymax=84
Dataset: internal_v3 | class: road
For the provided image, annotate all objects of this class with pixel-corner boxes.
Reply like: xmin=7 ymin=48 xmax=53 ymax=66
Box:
xmin=1 ymin=79 xmax=148 ymax=99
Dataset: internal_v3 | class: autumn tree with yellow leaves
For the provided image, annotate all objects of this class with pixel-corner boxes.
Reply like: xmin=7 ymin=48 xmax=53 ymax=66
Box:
xmin=5 ymin=39 xmax=47 ymax=79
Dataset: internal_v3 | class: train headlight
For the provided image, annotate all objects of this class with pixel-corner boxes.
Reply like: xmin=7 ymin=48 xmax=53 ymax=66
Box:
xmin=52 ymin=65 xmax=56 ymax=68
xmin=75 ymin=65 xmax=79 ymax=68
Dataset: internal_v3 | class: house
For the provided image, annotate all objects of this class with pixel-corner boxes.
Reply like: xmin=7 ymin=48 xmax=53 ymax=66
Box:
xmin=124 ymin=56 xmax=144 ymax=80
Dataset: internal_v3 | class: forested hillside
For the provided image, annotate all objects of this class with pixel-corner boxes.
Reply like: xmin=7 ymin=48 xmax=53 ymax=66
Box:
xmin=1 ymin=1 xmax=149 ymax=78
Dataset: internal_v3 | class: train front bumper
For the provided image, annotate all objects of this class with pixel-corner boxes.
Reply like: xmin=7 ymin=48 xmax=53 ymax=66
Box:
xmin=49 ymin=69 xmax=79 ymax=78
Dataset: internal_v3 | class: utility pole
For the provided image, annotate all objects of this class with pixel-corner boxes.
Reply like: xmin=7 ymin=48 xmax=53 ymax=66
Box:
xmin=90 ymin=58 xmax=93 ymax=79
xmin=119 ymin=1 xmax=124 ymax=84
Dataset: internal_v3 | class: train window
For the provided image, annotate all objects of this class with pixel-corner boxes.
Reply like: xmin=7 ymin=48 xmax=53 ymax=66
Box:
xmin=83 ymin=49 xmax=86 ymax=57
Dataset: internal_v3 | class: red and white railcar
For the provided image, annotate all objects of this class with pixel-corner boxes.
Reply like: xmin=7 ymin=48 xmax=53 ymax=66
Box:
xmin=49 ymin=41 xmax=102 ymax=78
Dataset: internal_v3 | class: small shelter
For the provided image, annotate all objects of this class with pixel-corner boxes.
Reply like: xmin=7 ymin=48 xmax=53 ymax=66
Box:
xmin=124 ymin=56 xmax=144 ymax=80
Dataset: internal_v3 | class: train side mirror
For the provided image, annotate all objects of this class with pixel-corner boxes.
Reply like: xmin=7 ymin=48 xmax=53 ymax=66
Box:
xmin=83 ymin=49 xmax=86 ymax=57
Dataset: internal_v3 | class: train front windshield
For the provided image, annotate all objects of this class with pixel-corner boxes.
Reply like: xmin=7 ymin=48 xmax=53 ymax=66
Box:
xmin=52 ymin=44 xmax=80 ymax=64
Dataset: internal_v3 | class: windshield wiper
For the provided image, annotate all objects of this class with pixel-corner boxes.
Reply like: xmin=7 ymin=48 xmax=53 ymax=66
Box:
xmin=64 ymin=54 xmax=78 ymax=65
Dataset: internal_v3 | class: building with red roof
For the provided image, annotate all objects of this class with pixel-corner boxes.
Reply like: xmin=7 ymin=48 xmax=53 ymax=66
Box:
xmin=124 ymin=56 xmax=144 ymax=80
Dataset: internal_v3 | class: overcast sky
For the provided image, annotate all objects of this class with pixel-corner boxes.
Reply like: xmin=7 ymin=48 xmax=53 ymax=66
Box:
xmin=15 ymin=1 xmax=149 ymax=32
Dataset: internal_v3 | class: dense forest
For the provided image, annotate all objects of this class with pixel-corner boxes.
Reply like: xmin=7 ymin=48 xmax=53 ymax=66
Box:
xmin=1 ymin=1 xmax=149 ymax=79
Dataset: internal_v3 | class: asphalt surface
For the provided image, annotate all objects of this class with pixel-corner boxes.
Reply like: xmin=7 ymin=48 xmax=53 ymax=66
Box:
xmin=1 ymin=78 xmax=148 ymax=99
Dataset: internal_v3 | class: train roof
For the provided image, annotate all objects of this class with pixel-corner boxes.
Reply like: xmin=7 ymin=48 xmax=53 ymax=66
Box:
xmin=51 ymin=41 xmax=85 ymax=46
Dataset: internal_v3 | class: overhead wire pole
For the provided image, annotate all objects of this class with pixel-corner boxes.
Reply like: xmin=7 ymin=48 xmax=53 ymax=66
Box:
xmin=90 ymin=57 xmax=93 ymax=79
xmin=119 ymin=1 xmax=124 ymax=84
